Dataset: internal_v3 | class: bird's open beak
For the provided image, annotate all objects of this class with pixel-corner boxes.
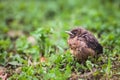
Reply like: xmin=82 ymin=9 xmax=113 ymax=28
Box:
xmin=65 ymin=31 xmax=73 ymax=35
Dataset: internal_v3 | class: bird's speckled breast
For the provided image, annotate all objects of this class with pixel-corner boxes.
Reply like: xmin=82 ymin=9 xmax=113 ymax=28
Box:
xmin=68 ymin=36 xmax=87 ymax=59
xmin=68 ymin=36 xmax=87 ymax=49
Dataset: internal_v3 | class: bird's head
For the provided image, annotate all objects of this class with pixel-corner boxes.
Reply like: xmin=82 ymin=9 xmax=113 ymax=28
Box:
xmin=66 ymin=28 xmax=87 ymax=38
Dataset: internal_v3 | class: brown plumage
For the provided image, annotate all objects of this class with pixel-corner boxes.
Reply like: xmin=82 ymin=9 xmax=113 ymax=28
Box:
xmin=66 ymin=27 xmax=103 ymax=62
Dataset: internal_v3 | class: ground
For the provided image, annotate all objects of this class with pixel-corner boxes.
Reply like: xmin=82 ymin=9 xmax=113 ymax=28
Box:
xmin=0 ymin=0 xmax=120 ymax=80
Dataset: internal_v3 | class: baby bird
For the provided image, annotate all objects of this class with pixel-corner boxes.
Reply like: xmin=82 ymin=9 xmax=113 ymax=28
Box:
xmin=66 ymin=27 xmax=103 ymax=62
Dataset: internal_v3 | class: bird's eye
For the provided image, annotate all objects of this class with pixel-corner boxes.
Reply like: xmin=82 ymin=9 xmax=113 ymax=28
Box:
xmin=73 ymin=31 xmax=77 ymax=35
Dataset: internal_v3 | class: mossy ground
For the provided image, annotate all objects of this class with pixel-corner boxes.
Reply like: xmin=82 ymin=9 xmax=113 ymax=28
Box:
xmin=0 ymin=0 xmax=120 ymax=80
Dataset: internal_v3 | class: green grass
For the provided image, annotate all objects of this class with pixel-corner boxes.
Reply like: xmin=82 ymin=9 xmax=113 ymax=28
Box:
xmin=0 ymin=0 xmax=120 ymax=80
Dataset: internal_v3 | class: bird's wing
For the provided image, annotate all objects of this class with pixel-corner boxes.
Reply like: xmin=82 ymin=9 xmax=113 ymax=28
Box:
xmin=82 ymin=33 xmax=103 ymax=54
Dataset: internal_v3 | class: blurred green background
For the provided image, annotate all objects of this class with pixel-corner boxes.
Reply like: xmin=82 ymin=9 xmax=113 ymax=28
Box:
xmin=0 ymin=0 xmax=120 ymax=80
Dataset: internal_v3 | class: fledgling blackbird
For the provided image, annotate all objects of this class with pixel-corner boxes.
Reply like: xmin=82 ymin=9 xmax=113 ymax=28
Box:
xmin=66 ymin=27 xmax=103 ymax=62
